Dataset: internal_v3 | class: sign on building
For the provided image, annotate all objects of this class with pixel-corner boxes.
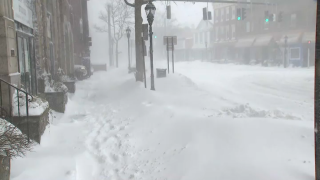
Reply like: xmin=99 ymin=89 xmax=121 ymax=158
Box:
xmin=13 ymin=0 xmax=33 ymax=29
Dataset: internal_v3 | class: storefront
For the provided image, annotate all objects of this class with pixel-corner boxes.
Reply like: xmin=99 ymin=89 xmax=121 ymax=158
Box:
xmin=13 ymin=0 xmax=36 ymax=94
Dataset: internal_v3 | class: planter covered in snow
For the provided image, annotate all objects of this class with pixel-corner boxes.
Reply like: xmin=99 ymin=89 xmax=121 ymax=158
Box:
xmin=63 ymin=81 xmax=76 ymax=93
xmin=45 ymin=92 xmax=68 ymax=113
xmin=11 ymin=93 xmax=50 ymax=143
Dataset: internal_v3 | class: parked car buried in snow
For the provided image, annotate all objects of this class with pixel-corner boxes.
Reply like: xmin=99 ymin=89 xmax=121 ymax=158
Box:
xmin=74 ymin=65 xmax=87 ymax=80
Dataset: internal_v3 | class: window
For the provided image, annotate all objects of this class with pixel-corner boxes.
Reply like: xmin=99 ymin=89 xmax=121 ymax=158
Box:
xmin=232 ymin=6 xmax=236 ymax=20
xmin=291 ymin=13 xmax=297 ymax=28
xmin=47 ymin=13 xmax=52 ymax=38
xmin=247 ymin=0 xmax=251 ymax=8
xmin=226 ymin=25 xmax=230 ymax=39
xmin=221 ymin=8 xmax=225 ymax=22
xmin=231 ymin=24 xmax=235 ymax=39
xmin=226 ymin=7 xmax=230 ymax=21
xmin=195 ymin=33 xmax=198 ymax=44
xmin=290 ymin=48 xmax=300 ymax=59
xmin=216 ymin=27 xmax=219 ymax=41
xmin=210 ymin=30 xmax=215 ymax=42
xmin=215 ymin=9 xmax=220 ymax=23
xmin=246 ymin=22 xmax=250 ymax=33
xmin=220 ymin=26 xmax=224 ymax=40
xmin=80 ymin=19 xmax=83 ymax=34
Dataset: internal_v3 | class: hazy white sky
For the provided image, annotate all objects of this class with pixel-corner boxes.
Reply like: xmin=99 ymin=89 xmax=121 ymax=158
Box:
xmin=87 ymin=0 xmax=212 ymax=63
xmin=88 ymin=0 xmax=212 ymax=29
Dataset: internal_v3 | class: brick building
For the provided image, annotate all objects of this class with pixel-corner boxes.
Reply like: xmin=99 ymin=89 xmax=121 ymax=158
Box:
xmin=210 ymin=0 xmax=316 ymax=66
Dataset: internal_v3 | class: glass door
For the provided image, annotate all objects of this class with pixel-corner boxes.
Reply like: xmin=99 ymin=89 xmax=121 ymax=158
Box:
xmin=17 ymin=36 xmax=32 ymax=93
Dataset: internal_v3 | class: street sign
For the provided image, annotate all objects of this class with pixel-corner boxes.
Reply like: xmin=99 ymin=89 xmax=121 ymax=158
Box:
xmin=142 ymin=24 xmax=148 ymax=40
xmin=163 ymin=36 xmax=177 ymax=45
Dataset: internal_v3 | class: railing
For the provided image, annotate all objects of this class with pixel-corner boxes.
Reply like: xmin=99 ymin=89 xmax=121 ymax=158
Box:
xmin=0 ymin=78 xmax=33 ymax=142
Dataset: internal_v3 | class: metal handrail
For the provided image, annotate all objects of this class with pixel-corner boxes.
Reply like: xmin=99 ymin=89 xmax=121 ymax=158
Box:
xmin=0 ymin=78 xmax=32 ymax=142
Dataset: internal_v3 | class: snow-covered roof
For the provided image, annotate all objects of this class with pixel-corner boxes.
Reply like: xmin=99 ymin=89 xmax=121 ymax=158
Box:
xmin=196 ymin=20 xmax=214 ymax=31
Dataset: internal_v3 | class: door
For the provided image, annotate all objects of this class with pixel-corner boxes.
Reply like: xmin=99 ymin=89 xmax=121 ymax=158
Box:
xmin=17 ymin=36 xmax=32 ymax=93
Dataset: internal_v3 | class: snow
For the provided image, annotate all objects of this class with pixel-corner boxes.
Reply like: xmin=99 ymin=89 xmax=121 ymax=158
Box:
xmin=11 ymin=61 xmax=314 ymax=180
xmin=12 ymin=91 xmax=49 ymax=116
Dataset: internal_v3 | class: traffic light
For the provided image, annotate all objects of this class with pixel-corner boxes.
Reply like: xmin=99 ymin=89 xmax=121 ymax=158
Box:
xmin=237 ymin=8 xmax=242 ymax=20
xmin=208 ymin=11 xmax=212 ymax=20
xmin=203 ymin=8 xmax=208 ymax=20
xmin=269 ymin=14 xmax=274 ymax=22
xmin=167 ymin=5 xmax=171 ymax=19
xmin=242 ymin=8 xmax=247 ymax=20
xmin=278 ymin=12 xmax=283 ymax=22
xmin=154 ymin=35 xmax=157 ymax=39
xmin=265 ymin=11 xmax=269 ymax=22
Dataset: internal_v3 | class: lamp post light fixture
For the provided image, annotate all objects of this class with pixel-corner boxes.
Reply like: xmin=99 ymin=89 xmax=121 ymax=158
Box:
xmin=126 ymin=27 xmax=131 ymax=72
xmin=145 ymin=0 xmax=156 ymax=91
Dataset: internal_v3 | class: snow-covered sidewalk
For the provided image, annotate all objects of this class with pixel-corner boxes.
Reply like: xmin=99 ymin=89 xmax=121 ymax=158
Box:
xmin=11 ymin=62 xmax=315 ymax=180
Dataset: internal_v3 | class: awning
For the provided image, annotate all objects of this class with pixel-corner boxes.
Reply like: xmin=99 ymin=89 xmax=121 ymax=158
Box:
xmin=211 ymin=39 xmax=237 ymax=48
xmin=253 ymin=35 xmax=273 ymax=47
xmin=278 ymin=32 xmax=302 ymax=45
xmin=302 ymin=32 xmax=315 ymax=43
xmin=235 ymin=37 xmax=256 ymax=48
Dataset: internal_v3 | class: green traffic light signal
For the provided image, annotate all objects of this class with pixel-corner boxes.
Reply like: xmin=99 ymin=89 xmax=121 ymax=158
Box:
xmin=238 ymin=17 xmax=241 ymax=20
xmin=154 ymin=35 xmax=157 ymax=38
xmin=265 ymin=18 xmax=269 ymax=22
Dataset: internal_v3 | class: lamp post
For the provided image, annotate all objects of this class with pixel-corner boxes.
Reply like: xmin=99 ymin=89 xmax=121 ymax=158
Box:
xmin=126 ymin=27 xmax=131 ymax=72
xmin=284 ymin=35 xmax=288 ymax=68
xmin=145 ymin=1 xmax=156 ymax=91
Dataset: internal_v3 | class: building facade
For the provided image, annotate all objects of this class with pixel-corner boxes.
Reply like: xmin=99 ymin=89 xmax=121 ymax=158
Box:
xmin=210 ymin=0 xmax=316 ymax=66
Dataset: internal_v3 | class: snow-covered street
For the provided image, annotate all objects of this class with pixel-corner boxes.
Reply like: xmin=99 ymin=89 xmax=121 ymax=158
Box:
xmin=11 ymin=61 xmax=315 ymax=180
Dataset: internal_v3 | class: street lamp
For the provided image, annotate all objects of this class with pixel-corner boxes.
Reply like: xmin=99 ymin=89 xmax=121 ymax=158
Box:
xmin=284 ymin=35 xmax=288 ymax=68
xmin=126 ymin=27 xmax=131 ymax=72
xmin=145 ymin=0 xmax=156 ymax=91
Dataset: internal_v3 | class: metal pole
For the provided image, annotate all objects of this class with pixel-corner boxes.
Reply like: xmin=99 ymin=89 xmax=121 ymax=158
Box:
xmin=128 ymin=36 xmax=131 ymax=71
xmin=142 ymin=36 xmax=147 ymax=88
xmin=26 ymin=95 xmax=30 ymax=142
xmin=315 ymin=2 xmax=320 ymax=179
xmin=167 ymin=37 xmax=170 ymax=73
xmin=284 ymin=36 xmax=288 ymax=68
xmin=172 ymin=37 xmax=174 ymax=73
xmin=108 ymin=5 xmax=113 ymax=66
xmin=149 ymin=25 xmax=155 ymax=91
xmin=308 ymin=47 xmax=310 ymax=68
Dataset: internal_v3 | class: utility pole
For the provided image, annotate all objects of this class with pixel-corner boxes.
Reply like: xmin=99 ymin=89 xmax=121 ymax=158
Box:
xmin=315 ymin=2 xmax=320 ymax=180
xmin=108 ymin=5 xmax=113 ymax=66
xmin=124 ymin=0 xmax=145 ymax=82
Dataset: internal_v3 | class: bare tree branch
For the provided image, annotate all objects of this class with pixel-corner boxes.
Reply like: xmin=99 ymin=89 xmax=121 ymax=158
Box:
xmin=0 ymin=119 xmax=34 ymax=158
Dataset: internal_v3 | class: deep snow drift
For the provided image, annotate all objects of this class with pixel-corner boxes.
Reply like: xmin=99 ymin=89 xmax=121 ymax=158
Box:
xmin=11 ymin=61 xmax=314 ymax=180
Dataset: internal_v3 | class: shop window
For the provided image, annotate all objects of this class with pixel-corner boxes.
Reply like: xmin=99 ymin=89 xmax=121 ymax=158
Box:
xmin=231 ymin=24 xmax=235 ymax=39
xmin=246 ymin=22 xmax=250 ymax=33
xmin=290 ymin=48 xmax=300 ymax=60
xmin=226 ymin=26 xmax=229 ymax=40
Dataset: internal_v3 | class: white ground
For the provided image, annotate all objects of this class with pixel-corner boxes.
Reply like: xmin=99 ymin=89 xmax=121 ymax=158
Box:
xmin=11 ymin=61 xmax=315 ymax=180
